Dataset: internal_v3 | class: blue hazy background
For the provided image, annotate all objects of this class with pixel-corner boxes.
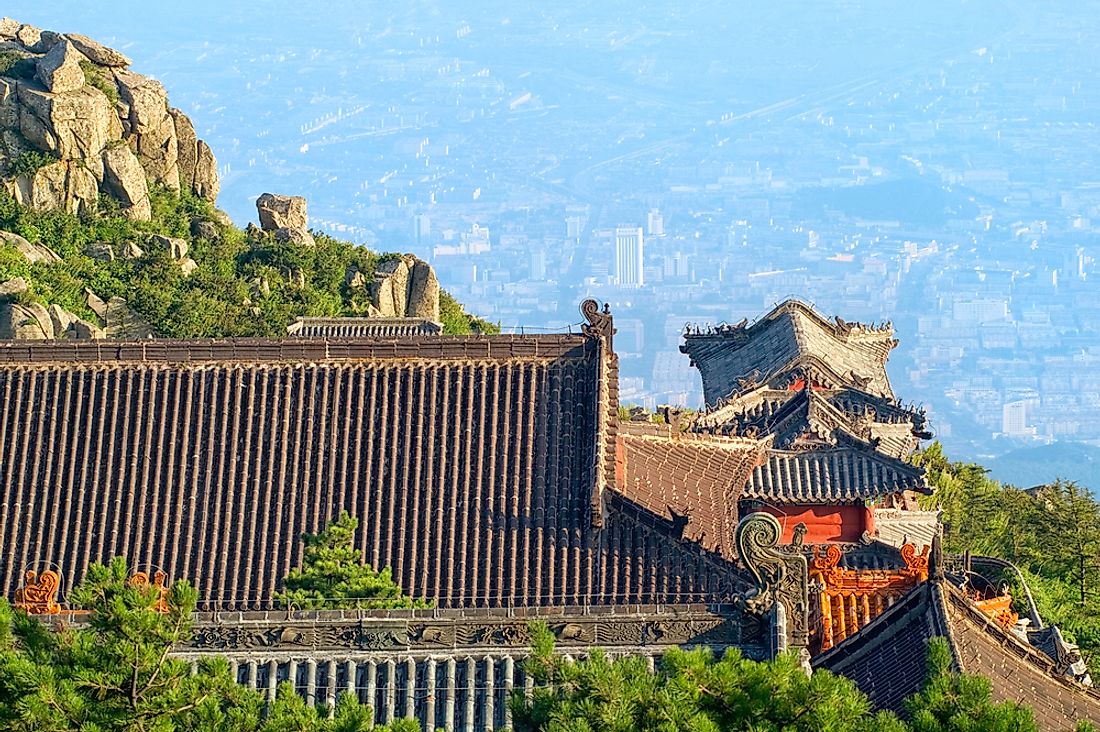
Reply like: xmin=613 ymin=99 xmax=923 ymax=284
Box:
xmin=11 ymin=1 xmax=1100 ymax=488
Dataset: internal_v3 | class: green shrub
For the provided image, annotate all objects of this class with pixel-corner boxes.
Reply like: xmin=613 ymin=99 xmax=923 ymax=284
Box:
xmin=9 ymin=150 xmax=58 ymax=179
xmin=79 ymin=59 xmax=119 ymax=104
xmin=0 ymin=50 xmax=35 ymax=80
xmin=0 ymin=187 xmax=488 ymax=338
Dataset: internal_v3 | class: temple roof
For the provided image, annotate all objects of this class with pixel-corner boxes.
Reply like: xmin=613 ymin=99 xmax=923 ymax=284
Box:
xmin=814 ymin=580 xmax=1100 ymax=730
xmin=693 ymin=386 xmax=922 ymax=459
xmin=615 ymin=422 xmax=765 ymax=559
xmin=680 ymin=300 xmax=898 ymax=406
xmin=743 ymin=442 xmax=929 ymax=504
xmin=0 ymin=318 xmax=763 ymax=610
xmin=287 ymin=316 xmax=443 ymax=337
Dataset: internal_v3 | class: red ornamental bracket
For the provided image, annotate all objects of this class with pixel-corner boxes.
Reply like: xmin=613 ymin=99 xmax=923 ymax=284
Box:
xmin=130 ymin=570 xmax=170 ymax=613
xmin=14 ymin=569 xmax=62 ymax=615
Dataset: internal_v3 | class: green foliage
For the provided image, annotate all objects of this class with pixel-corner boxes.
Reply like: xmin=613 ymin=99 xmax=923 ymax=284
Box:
xmin=8 ymin=150 xmax=59 ymax=178
xmin=514 ymin=627 xmax=1100 ymax=732
xmin=278 ymin=511 xmax=430 ymax=610
xmin=905 ymin=638 xmax=1037 ymax=732
xmin=0 ymin=189 xmax=488 ymax=337
xmin=0 ymin=556 xmax=263 ymax=731
xmin=0 ymin=557 xmax=416 ymax=731
xmin=80 ymin=59 xmax=120 ymax=104
xmin=440 ymin=288 xmax=499 ymax=335
xmin=513 ymin=623 xmax=905 ymax=732
xmin=0 ymin=50 xmax=35 ymax=80
xmin=914 ymin=442 xmax=1100 ymax=676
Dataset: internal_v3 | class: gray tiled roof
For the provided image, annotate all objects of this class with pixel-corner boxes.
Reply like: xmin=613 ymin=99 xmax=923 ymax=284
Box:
xmin=743 ymin=444 xmax=929 ymax=503
xmin=815 ymin=581 xmax=1100 ymax=729
xmin=695 ymin=385 xmax=922 ymax=459
xmin=0 ymin=334 xmax=744 ymax=610
xmin=681 ymin=300 xmax=898 ymax=406
xmin=287 ymin=316 xmax=443 ymax=337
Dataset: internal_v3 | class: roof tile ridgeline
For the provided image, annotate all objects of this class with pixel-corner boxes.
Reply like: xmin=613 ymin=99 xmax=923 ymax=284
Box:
xmin=743 ymin=443 xmax=929 ymax=504
xmin=680 ymin=300 xmax=898 ymax=406
xmin=815 ymin=581 xmax=1100 ymax=730
xmin=615 ymin=422 xmax=765 ymax=559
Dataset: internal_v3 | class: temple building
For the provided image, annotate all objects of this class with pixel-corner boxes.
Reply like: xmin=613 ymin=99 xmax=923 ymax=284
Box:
xmin=1 ymin=299 xmax=1097 ymax=731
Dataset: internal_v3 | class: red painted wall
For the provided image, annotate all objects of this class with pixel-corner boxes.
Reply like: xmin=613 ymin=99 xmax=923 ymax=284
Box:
xmin=754 ymin=504 xmax=867 ymax=543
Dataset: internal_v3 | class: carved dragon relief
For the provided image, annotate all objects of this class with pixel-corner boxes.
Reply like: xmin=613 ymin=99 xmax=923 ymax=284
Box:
xmin=735 ymin=512 xmax=809 ymax=648
xmin=184 ymin=613 xmax=758 ymax=653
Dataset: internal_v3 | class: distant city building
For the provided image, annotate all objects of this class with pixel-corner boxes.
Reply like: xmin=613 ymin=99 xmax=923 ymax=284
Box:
xmin=1002 ymin=399 xmax=1037 ymax=438
xmin=413 ymin=213 xmax=431 ymax=246
xmin=647 ymin=208 xmax=665 ymax=237
xmin=614 ymin=225 xmax=645 ymax=288
xmin=530 ymin=247 xmax=547 ymax=280
xmin=566 ymin=215 xmax=584 ymax=239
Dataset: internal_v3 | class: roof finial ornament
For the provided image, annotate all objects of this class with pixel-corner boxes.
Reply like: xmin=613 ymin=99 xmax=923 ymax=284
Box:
xmin=15 ymin=568 xmax=62 ymax=615
xmin=734 ymin=512 xmax=809 ymax=648
xmin=580 ymin=299 xmax=615 ymax=348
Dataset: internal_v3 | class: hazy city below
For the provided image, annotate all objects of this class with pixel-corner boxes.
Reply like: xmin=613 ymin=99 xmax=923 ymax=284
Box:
xmin=14 ymin=0 xmax=1100 ymax=486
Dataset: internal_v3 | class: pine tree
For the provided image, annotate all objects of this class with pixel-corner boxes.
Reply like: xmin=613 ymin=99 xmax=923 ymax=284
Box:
xmin=905 ymin=637 xmax=1038 ymax=732
xmin=0 ymin=557 xmax=414 ymax=731
xmin=0 ymin=557 xmax=265 ymax=731
xmin=1038 ymin=481 xmax=1100 ymax=607
xmin=277 ymin=511 xmax=430 ymax=610
xmin=512 ymin=622 xmax=906 ymax=731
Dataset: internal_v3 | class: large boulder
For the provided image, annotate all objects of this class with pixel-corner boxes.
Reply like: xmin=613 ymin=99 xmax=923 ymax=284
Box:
xmin=64 ymin=33 xmax=131 ymax=67
xmin=35 ymin=38 xmax=86 ymax=95
xmin=256 ymin=193 xmax=307 ymax=232
xmin=193 ymin=140 xmax=218 ymax=201
xmin=14 ymin=24 xmax=41 ymax=51
xmin=189 ymin=218 xmax=219 ymax=242
xmin=18 ymin=84 xmax=121 ymax=161
xmin=0 ymin=276 xmax=27 ymax=298
xmin=114 ymin=70 xmax=167 ymax=134
xmin=169 ymin=108 xmax=197 ymax=189
xmin=114 ymin=69 xmax=180 ymax=189
xmin=47 ymin=303 xmax=103 ymax=339
xmin=0 ymin=18 xmax=19 ymax=40
xmin=134 ymin=114 xmax=180 ymax=189
xmin=274 ymin=226 xmax=315 ymax=248
xmin=151 ymin=234 xmax=189 ymax=259
xmin=101 ymin=144 xmax=151 ymax=221
xmin=0 ymin=302 xmax=52 ymax=338
xmin=371 ymin=258 xmax=410 ymax=318
xmin=0 ymin=230 xmax=61 ymax=263
xmin=11 ymin=159 xmax=98 ymax=215
xmin=407 ymin=258 xmax=440 ymax=321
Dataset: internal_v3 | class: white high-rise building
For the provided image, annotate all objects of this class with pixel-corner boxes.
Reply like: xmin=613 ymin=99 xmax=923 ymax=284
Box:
xmin=647 ymin=208 xmax=664 ymax=237
xmin=615 ymin=226 xmax=645 ymax=288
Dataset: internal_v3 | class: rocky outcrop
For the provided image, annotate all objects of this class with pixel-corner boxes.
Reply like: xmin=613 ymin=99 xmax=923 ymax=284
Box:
xmin=256 ymin=192 xmax=313 ymax=247
xmin=0 ymin=276 xmax=27 ymax=297
xmin=370 ymin=255 xmax=441 ymax=322
xmin=0 ymin=18 xmax=220 ymax=216
xmin=35 ymin=39 xmax=84 ymax=94
xmin=101 ymin=143 xmax=151 ymax=220
xmin=150 ymin=233 xmax=198 ymax=275
xmin=256 ymin=193 xmax=308 ymax=232
xmin=64 ymin=33 xmax=131 ymax=67
xmin=0 ymin=300 xmax=103 ymax=339
xmin=0 ymin=230 xmax=60 ymax=263
xmin=407 ymin=259 xmax=440 ymax=320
